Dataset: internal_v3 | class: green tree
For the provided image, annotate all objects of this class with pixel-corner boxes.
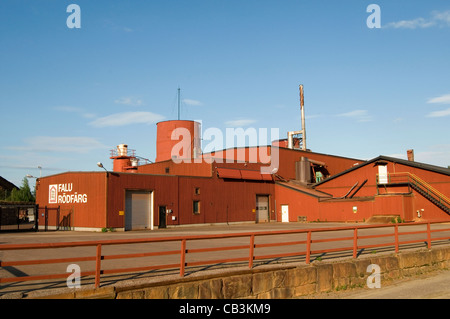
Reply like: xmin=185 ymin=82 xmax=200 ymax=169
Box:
xmin=0 ymin=188 xmax=10 ymax=200
xmin=8 ymin=177 xmax=35 ymax=202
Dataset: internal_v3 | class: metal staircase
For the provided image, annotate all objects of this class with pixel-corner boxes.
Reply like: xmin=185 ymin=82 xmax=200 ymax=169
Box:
xmin=378 ymin=172 xmax=450 ymax=214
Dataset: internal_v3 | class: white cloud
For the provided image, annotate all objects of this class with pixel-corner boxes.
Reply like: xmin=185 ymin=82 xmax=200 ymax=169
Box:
xmin=114 ymin=97 xmax=144 ymax=106
xmin=427 ymin=94 xmax=450 ymax=104
xmin=414 ymin=144 xmax=450 ymax=167
xmin=337 ymin=110 xmax=372 ymax=122
xmin=384 ymin=10 xmax=450 ymax=29
xmin=387 ymin=145 xmax=450 ymax=168
xmin=9 ymin=136 xmax=109 ymax=153
xmin=384 ymin=17 xmax=435 ymax=29
xmin=306 ymin=114 xmax=321 ymax=120
xmin=432 ymin=10 xmax=450 ymax=26
xmin=183 ymin=99 xmax=203 ymax=106
xmin=89 ymin=111 xmax=165 ymax=127
xmin=225 ymin=119 xmax=257 ymax=127
xmin=53 ymin=106 xmax=97 ymax=119
xmin=426 ymin=108 xmax=450 ymax=118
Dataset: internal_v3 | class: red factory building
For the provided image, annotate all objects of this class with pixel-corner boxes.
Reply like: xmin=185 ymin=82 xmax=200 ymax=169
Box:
xmin=35 ymin=119 xmax=450 ymax=231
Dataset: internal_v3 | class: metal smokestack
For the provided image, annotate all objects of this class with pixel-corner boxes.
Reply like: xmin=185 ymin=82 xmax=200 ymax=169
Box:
xmin=300 ymin=84 xmax=306 ymax=151
xmin=287 ymin=84 xmax=307 ymax=150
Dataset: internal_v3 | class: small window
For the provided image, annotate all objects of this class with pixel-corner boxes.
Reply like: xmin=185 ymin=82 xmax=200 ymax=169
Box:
xmin=194 ymin=187 xmax=200 ymax=195
xmin=193 ymin=200 xmax=200 ymax=215
xmin=165 ymin=167 xmax=170 ymax=174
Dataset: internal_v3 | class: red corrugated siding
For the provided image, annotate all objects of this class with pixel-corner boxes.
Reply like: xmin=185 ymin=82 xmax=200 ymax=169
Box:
xmin=36 ymin=151 xmax=449 ymax=230
xmin=35 ymin=172 xmax=107 ymax=228
xmin=106 ymin=172 xmax=275 ymax=228
xmin=106 ymin=173 xmax=177 ymax=228
xmin=276 ymin=147 xmax=363 ymax=181
xmin=216 ymin=168 xmax=274 ymax=181
xmin=275 ymin=183 xmax=412 ymax=222
xmin=177 ymin=176 xmax=275 ymax=225
xmin=311 ymin=160 xmax=450 ymax=222
xmin=137 ymin=160 xmax=212 ymax=177
xmin=155 ymin=120 xmax=201 ymax=162
xmin=316 ymin=161 xmax=450 ymax=199
xmin=275 ymin=183 xmax=319 ymax=222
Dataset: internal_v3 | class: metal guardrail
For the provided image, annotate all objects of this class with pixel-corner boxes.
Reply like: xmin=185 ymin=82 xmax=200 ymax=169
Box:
xmin=1 ymin=221 xmax=450 ymax=289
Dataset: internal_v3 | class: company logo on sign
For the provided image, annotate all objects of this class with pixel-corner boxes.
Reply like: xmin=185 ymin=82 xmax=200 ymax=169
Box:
xmin=48 ymin=183 xmax=88 ymax=204
xmin=49 ymin=184 xmax=58 ymax=203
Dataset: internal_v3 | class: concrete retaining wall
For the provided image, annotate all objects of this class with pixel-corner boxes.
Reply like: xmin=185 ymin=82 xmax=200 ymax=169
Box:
xmin=39 ymin=245 xmax=450 ymax=299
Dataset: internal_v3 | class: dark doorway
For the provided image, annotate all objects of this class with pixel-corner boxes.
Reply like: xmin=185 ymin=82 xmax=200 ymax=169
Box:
xmin=159 ymin=206 xmax=167 ymax=228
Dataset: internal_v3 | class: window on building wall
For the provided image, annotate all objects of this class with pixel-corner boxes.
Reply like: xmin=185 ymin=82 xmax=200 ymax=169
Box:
xmin=165 ymin=167 xmax=170 ymax=174
xmin=194 ymin=187 xmax=200 ymax=195
xmin=193 ymin=200 xmax=200 ymax=214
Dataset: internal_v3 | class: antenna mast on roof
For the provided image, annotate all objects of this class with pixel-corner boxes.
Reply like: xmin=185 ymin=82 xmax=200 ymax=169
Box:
xmin=177 ymin=87 xmax=181 ymax=120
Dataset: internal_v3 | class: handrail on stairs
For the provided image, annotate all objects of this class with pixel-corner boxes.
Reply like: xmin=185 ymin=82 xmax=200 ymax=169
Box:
xmin=380 ymin=172 xmax=450 ymax=207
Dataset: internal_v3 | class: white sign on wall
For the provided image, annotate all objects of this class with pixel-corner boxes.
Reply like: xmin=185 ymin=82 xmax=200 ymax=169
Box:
xmin=48 ymin=184 xmax=88 ymax=204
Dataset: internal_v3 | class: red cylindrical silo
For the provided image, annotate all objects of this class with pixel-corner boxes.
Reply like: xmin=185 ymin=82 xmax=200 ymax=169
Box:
xmin=155 ymin=120 xmax=201 ymax=162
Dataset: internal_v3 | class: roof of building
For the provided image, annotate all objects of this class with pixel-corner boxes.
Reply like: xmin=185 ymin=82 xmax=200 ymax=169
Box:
xmin=275 ymin=180 xmax=332 ymax=198
xmin=314 ymin=155 xmax=450 ymax=187
xmin=0 ymin=176 xmax=18 ymax=191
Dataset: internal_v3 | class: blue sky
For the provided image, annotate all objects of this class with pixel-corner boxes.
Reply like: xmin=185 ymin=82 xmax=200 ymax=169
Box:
xmin=1 ymin=0 xmax=450 ymax=188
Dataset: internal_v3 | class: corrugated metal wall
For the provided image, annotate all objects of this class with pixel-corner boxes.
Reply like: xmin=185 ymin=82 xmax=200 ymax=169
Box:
xmin=35 ymin=172 xmax=107 ymax=229
xmin=278 ymin=160 xmax=450 ymax=223
xmin=35 ymin=148 xmax=449 ymax=230
xmin=106 ymin=171 xmax=275 ymax=229
xmin=276 ymin=147 xmax=363 ymax=181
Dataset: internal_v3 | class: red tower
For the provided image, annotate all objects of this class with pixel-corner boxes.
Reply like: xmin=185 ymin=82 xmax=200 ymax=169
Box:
xmin=155 ymin=120 xmax=201 ymax=162
xmin=110 ymin=144 xmax=138 ymax=173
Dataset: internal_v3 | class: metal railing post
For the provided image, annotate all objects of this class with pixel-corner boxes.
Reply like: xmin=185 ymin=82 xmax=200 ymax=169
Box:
xmin=16 ymin=206 xmax=20 ymax=230
xmin=394 ymin=224 xmax=399 ymax=253
xmin=44 ymin=206 xmax=48 ymax=232
xmin=95 ymin=244 xmax=102 ymax=288
xmin=56 ymin=206 xmax=60 ymax=231
xmin=305 ymin=231 xmax=311 ymax=264
xmin=427 ymin=222 xmax=432 ymax=249
xmin=249 ymin=234 xmax=255 ymax=268
xmin=34 ymin=204 xmax=39 ymax=232
xmin=180 ymin=239 xmax=186 ymax=276
xmin=353 ymin=228 xmax=358 ymax=258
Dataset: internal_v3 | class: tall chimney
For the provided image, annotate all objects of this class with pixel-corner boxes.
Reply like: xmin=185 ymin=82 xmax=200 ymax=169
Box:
xmin=407 ymin=149 xmax=414 ymax=162
xmin=299 ymin=84 xmax=306 ymax=151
